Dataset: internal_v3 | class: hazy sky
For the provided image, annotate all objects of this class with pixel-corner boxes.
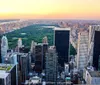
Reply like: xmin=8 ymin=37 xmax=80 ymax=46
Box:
xmin=0 ymin=0 xmax=100 ymax=19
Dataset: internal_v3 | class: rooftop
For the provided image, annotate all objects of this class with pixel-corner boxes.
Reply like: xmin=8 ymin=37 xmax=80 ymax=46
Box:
xmin=17 ymin=53 xmax=28 ymax=57
xmin=54 ymin=27 xmax=70 ymax=31
xmin=88 ymin=70 xmax=100 ymax=77
xmin=0 ymin=64 xmax=14 ymax=71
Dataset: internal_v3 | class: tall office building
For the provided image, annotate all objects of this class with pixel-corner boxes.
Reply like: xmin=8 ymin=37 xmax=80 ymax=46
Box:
xmin=76 ymin=32 xmax=89 ymax=70
xmin=42 ymin=36 xmax=48 ymax=69
xmin=45 ymin=46 xmax=58 ymax=84
xmin=42 ymin=36 xmax=48 ymax=44
xmin=18 ymin=38 xmax=22 ymax=48
xmin=54 ymin=28 xmax=70 ymax=67
xmin=17 ymin=38 xmax=23 ymax=52
xmin=30 ymin=41 xmax=36 ymax=53
xmin=18 ymin=53 xmax=29 ymax=84
xmin=4 ymin=52 xmax=18 ymax=85
xmin=1 ymin=35 xmax=8 ymax=62
xmin=88 ymin=25 xmax=100 ymax=70
xmin=34 ymin=43 xmax=43 ymax=73
xmin=30 ymin=41 xmax=36 ymax=63
xmin=0 ymin=64 xmax=16 ymax=85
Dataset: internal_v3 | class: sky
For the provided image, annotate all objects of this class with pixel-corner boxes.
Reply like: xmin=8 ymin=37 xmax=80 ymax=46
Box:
xmin=0 ymin=0 xmax=100 ymax=19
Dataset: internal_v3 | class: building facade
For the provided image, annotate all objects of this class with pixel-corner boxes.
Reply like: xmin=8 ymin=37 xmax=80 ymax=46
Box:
xmin=77 ymin=32 xmax=89 ymax=70
xmin=45 ymin=46 xmax=58 ymax=84
xmin=84 ymin=68 xmax=100 ymax=84
xmin=0 ymin=64 xmax=16 ymax=85
xmin=1 ymin=36 xmax=8 ymax=63
xmin=54 ymin=28 xmax=70 ymax=67
xmin=88 ymin=25 xmax=100 ymax=70
xmin=34 ymin=44 xmax=43 ymax=73
xmin=0 ymin=73 xmax=11 ymax=85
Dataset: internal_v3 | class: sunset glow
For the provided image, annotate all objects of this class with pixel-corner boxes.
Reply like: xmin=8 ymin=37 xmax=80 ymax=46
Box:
xmin=0 ymin=0 xmax=100 ymax=19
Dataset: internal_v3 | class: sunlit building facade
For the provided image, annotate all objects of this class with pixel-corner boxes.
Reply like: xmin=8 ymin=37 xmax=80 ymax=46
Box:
xmin=88 ymin=25 xmax=100 ymax=70
xmin=77 ymin=32 xmax=89 ymax=70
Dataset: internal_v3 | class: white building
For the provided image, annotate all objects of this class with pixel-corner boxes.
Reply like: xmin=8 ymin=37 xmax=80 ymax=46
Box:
xmin=0 ymin=72 xmax=11 ymax=85
xmin=30 ymin=40 xmax=37 ymax=53
xmin=65 ymin=64 xmax=69 ymax=75
xmin=76 ymin=32 xmax=89 ymax=70
xmin=84 ymin=68 xmax=100 ymax=84
xmin=1 ymin=35 xmax=9 ymax=62
xmin=18 ymin=38 xmax=22 ymax=48
xmin=42 ymin=36 xmax=48 ymax=44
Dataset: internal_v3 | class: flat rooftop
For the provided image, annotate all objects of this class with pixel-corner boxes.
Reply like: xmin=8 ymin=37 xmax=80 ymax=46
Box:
xmin=17 ymin=53 xmax=28 ymax=57
xmin=0 ymin=64 xmax=14 ymax=71
xmin=54 ymin=27 xmax=70 ymax=31
xmin=88 ymin=70 xmax=100 ymax=77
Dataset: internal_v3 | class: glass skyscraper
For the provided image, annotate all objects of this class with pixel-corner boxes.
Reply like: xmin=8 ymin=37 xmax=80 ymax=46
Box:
xmin=54 ymin=28 xmax=70 ymax=67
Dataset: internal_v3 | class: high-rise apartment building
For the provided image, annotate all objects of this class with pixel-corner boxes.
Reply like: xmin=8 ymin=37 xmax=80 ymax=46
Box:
xmin=77 ymin=32 xmax=89 ymax=70
xmin=1 ymin=35 xmax=8 ymax=63
xmin=54 ymin=28 xmax=70 ymax=67
xmin=45 ymin=46 xmax=58 ymax=84
xmin=88 ymin=25 xmax=100 ymax=70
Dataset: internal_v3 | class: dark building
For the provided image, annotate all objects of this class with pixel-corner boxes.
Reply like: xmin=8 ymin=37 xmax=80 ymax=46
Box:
xmin=54 ymin=28 xmax=70 ymax=67
xmin=17 ymin=53 xmax=29 ymax=84
xmin=34 ymin=44 xmax=43 ymax=73
xmin=43 ymin=43 xmax=48 ymax=69
xmin=93 ymin=31 xmax=100 ymax=70
xmin=19 ymin=47 xmax=29 ymax=53
xmin=9 ymin=64 xmax=16 ymax=85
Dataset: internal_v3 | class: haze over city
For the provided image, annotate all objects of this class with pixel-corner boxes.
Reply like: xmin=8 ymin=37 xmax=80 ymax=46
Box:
xmin=0 ymin=0 xmax=100 ymax=19
xmin=1 ymin=0 xmax=100 ymax=85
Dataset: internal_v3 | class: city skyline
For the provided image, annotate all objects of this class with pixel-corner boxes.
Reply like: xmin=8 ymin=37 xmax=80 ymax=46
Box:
xmin=0 ymin=0 xmax=100 ymax=20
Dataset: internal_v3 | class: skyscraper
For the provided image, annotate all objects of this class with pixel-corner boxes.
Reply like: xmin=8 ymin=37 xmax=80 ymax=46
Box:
xmin=1 ymin=35 xmax=8 ymax=62
xmin=18 ymin=38 xmax=22 ymax=48
xmin=45 ymin=46 xmax=58 ymax=84
xmin=30 ymin=40 xmax=36 ymax=54
xmin=42 ymin=36 xmax=48 ymax=69
xmin=54 ymin=28 xmax=70 ymax=67
xmin=34 ymin=43 xmax=43 ymax=73
xmin=77 ymin=32 xmax=89 ymax=70
xmin=4 ymin=53 xmax=18 ymax=85
xmin=30 ymin=41 xmax=37 ymax=63
xmin=88 ymin=25 xmax=100 ymax=70
xmin=42 ymin=36 xmax=48 ymax=44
